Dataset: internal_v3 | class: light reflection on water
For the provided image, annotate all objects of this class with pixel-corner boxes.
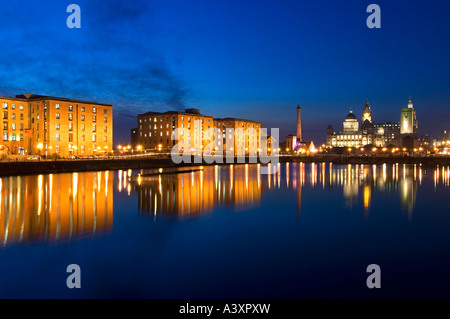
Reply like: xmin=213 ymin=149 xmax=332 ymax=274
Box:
xmin=0 ymin=162 xmax=448 ymax=247
xmin=0 ymin=171 xmax=113 ymax=247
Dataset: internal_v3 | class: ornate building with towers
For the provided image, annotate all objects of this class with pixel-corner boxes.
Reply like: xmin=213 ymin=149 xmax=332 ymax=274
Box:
xmin=327 ymin=101 xmax=384 ymax=147
xmin=326 ymin=98 xmax=419 ymax=148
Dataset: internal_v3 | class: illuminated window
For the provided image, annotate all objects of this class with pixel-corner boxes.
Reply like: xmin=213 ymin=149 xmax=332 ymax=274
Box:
xmin=55 ymin=123 xmax=60 ymax=130
xmin=2 ymin=103 xmax=7 ymax=109
xmin=56 ymin=113 xmax=60 ymax=119
xmin=68 ymin=105 xmax=73 ymax=111
xmin=56 ymin=134 xmax=60 ymax=141
xmin=81 ymin=106 xmax=85 ymax=112
xmin=68 ymin=123 xmax=73 ymax=131
xmin=93 ymin=107 xmax=97 ymax=113
xmin=55 ymin=104 xmax=60 ymax=110
xmin=81 ymin=115 xmax=85 ymax=121
xmin=93 ymin=124 xmax=96 ymax=132
xmin=81 ymin=124 xmax=85 ymax=131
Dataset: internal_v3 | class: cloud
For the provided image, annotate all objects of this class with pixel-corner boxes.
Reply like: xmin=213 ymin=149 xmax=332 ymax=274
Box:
xmin=0 ymin=0 xmax=191 ymax=123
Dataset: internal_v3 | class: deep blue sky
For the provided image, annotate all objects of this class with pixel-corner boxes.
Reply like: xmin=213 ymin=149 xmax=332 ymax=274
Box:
xmin=1 ymin=0 xmax=450 ymax=144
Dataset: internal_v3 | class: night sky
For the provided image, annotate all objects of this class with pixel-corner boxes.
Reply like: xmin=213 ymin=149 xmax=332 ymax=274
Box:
xmin=1 ymin=0 xmax=450 ymax=145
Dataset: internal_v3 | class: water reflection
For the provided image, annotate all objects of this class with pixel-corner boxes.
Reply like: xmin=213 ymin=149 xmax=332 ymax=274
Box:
xmin=0 ymin=171 xmax=113 ymax=247
xmin=129 ymin=162 xmax=448 ymax=220
xmin=130 ymin=165 xmax=262 ymax=218
xmin=1 ymin=162 xmax=449 ymax=246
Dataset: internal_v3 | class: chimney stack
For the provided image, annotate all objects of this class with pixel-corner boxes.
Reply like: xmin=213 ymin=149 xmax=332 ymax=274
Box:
xmin=297 ymin=105 xmax=302 ymax=141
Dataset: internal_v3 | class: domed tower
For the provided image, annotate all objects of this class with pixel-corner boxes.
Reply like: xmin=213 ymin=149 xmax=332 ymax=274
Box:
xmin=343 ymin=109 xmax=359 ymax=132
xmin=362 ymin=100 xmax=372 ymax=123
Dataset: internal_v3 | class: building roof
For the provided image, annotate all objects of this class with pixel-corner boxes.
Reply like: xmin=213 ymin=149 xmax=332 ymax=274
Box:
xmin=139 ymin=110 xmax=213 ymax=118
xmin=14 ymin=94 xmax=112 ymax=106
xmin=213 ymin=117 xmax=261 ymax=124
xmin=138 ymin=110 xmax=261 ymax=124
xmin=361 ymin=119 xmax=374 ymax=129
xmin=345 ymin=110 xmax=357 ymax=120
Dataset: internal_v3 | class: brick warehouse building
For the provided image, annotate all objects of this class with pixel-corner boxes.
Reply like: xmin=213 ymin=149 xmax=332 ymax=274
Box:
xmin=0 ymin=94 xmax=113 ymax=157
xmin=133 ymin=108 xmax=261 ymax=156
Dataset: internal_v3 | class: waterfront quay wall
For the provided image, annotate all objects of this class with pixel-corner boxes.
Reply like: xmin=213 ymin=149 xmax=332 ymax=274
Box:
xmin=0 ymin=155 xmax=450 ymax=177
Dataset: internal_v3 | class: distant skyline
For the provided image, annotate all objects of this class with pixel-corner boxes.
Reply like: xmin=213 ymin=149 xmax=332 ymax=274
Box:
xmin=1 ymin=0 xmax=450 ymax=145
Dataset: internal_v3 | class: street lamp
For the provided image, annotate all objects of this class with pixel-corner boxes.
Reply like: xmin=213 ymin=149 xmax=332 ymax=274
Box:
xmin=37 ymin=143 xmax=43 ymax=157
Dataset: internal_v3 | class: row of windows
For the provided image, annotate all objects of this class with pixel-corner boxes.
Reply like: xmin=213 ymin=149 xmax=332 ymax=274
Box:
xmin=2 ymin=103 xmax=24 ymax=110
xmin=140 ymin=116 xmax=212 ymax=124
xmin=53 ymin=123 xmax=108 ymax=132
xmin=53 ymin=113 xmax=107 ymax=123
xmin=54 ymin=134 xmax=108 ymax=142
xmin=55 ymin=104 xmax=108 ymax=114
xmin=3 ymin=122 xmax=25 ymax=130
xmin=336 ymin=135 xmax=363 ymax=140
xmin=3 ymin=132 xmax=24 ymax=141
xmin=3 ymin=112 xmax=24 ymax=120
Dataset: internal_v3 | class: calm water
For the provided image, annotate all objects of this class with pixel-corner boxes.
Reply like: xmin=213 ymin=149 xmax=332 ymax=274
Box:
xmin=1 ymin=162 xmax=450 ymax=298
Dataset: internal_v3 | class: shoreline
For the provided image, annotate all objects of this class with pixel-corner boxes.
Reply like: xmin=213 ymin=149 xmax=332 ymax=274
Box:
xmin=0 ymin=155 xmax=449 ymax=177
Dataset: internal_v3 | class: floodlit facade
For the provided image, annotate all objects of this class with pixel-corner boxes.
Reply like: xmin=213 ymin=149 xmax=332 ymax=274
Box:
xmin=0 ymin=94 xmax=113 ymax=157
xmin=136 ymin=108 xmax=262 ymax=156
xmin=327 ymin=99 xmax=418 ymax=148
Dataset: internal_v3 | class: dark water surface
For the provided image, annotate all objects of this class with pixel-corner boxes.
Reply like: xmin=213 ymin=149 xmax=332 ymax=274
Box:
xmin=1 ymin=162 xmax=450 ymax=298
